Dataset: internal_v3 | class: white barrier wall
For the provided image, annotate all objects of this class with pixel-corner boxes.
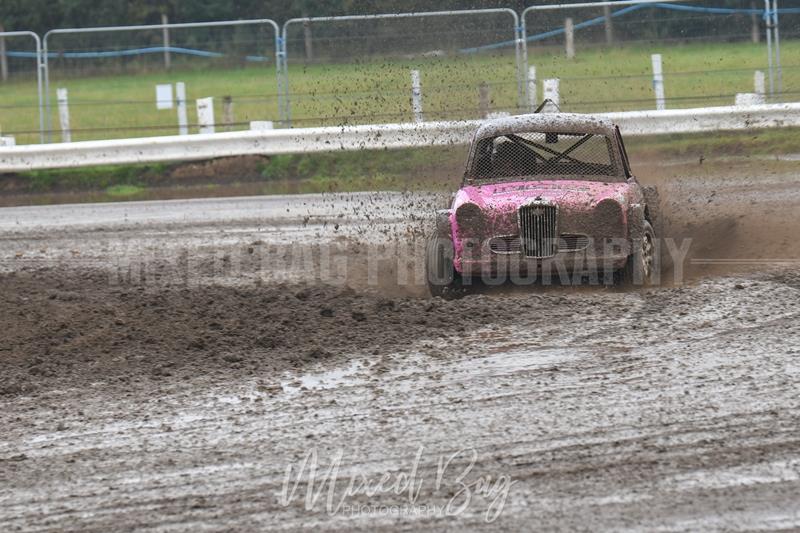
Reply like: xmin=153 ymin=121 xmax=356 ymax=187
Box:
xmin=1 ymin=103 xmax=799 ymax=172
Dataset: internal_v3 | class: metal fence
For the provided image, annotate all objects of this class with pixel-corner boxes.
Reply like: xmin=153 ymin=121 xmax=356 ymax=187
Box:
xmin=521 ymin=0 xmax=799 ymax=112
xmin=0 ymin=1 xmax=797 ymax=145
xmin=279 ymin=9 xmax=525 ymax=125
xmin=42 ymin=20 xmax=280 ymax=142
xmin=0 ymin=31 xmax=44 ymax=144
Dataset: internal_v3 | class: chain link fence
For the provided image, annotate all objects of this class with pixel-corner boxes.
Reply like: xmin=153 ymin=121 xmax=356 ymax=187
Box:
xmin=522 ymin=0 xmax=800 ymax=112
xmin=41 ymin=20 xmax=280 ymax=142
xmin=280 ymin=10 xmax=523 ymax=126
xmin=0 ymin=31 xmax=44 ymax=144
xmin=0 ymin=2 xmax=798 ymax=144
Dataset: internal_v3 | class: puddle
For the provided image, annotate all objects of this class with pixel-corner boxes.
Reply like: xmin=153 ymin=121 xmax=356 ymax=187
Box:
xmin=280 ymin=359 xmax=367 ymax=395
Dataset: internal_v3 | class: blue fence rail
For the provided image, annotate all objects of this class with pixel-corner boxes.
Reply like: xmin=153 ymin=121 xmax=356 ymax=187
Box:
xmin=463 ymin=2 xmax=800 ymax=53
xmin=6 ymin=47 xmax=271 ymax=62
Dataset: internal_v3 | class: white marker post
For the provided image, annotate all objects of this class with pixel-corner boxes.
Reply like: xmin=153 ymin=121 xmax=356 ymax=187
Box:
xmin=542 ymin=78 xmax=560 ymax=111
xmin=250 ymin=121 xmax=274 ymax=131
xmin=56 ymin=88 xmax=71 ymax=143
xmin=156 ymin=84 xmax=173 ymax=110
xmin=651 ymin=53 xmax=666 ymax=111
xmin=196 ymin=97 xmax=215 ymax=134
xmin=528 ymin=65 xmax=537 ymax=111
xmin=754 ymin=70 xmax=766 ymax=96
xmin=565 ymin=18 xmax=575 ymax=59
xmin=411 ymin=69 xmax=423 ymax=123
xmin=175 ymin=82 xmax=188 ymax=136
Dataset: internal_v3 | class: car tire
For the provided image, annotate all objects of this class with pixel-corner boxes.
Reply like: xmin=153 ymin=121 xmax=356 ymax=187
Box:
xmin=617 ymin=220 xmax=657 ymax=287
xmin=425 ymin=235 xmax=464 ymax=298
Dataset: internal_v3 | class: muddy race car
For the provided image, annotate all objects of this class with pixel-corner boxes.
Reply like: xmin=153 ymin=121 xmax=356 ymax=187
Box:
xmin=426 ymin=112 xmax=659 ymax=297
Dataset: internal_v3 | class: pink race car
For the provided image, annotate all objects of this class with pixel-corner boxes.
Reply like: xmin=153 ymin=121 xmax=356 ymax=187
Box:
xmin=426 ymin=112 xmax=660 ymax=297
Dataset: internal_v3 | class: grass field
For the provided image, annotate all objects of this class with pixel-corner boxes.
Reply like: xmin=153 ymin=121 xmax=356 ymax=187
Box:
xmin=0 ymin=39 xmax=798 ymax=144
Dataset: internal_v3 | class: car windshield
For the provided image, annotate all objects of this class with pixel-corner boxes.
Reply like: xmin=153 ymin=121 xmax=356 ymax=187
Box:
xmin=470 ymin=131 xmax=622 ymax=182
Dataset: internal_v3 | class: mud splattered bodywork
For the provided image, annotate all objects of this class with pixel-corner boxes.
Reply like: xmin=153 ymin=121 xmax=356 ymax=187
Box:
xmin=428 ymin=113 xmax=658 ymax=292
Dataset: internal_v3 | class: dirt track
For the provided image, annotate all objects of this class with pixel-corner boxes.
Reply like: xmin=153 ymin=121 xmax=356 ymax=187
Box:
xmin=2 ymin=158 xmax=800 ymax=530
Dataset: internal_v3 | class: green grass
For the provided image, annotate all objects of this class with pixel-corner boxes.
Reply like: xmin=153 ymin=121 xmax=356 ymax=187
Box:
xmin=627 ymin=126 xmax=800 ymax=158
xmin=8 ymin=127 xmax=799 ymax=202
xmin=105 ymin=184 xmax=146 ymax=198
xmin=0 ymin=39 xmax=798 ymax=144
xmin=21 ymin=163 xmax=166 ymax=192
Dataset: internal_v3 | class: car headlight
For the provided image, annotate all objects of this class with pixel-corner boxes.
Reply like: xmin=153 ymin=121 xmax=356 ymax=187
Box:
xmin=594 ymin=199 xmax=623 ymax=227
xmin=455 ymin=202 xmax=484 ymax=232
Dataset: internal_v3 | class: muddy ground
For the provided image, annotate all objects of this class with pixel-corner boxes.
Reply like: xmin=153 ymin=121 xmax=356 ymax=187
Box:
xmin=1 ymin=157 xmax=800 ymax=531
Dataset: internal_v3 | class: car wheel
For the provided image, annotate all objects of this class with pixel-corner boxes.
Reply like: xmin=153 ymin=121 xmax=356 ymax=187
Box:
xmin=617 ymin=220 xmax=656 ymax=286
xmin=425 ymin=235 xmax=463 ymax=298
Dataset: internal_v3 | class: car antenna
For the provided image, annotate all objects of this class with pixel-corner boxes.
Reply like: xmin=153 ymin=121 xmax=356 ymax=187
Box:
xmin=533 ymin=99 xmax=561 ymax=114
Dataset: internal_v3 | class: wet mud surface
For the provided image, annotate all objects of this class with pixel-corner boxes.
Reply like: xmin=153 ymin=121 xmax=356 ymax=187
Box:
xmin=2 ymin=159 xmax=800 ymax=530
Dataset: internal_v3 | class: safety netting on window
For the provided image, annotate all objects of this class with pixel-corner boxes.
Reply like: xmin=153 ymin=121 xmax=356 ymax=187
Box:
xmin=471 ymin=131 xmax=620 ymax=181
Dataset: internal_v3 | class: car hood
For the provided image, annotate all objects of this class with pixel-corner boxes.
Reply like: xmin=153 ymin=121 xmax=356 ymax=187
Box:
xmin=456 ymin=179 xmax=631 ymax=210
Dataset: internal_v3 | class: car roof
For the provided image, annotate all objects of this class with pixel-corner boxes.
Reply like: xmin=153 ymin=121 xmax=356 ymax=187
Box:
xmin=474 ymin=112 xmax=618 ymax=139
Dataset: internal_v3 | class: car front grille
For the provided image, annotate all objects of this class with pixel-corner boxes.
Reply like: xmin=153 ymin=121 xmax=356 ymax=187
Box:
xmin=518 ymin=203 xmax=558 ymax=258
xmin=489 ymin=235 xmax=523 ymax=254
xmin=558 ymin=234 xmax=590 ymax=252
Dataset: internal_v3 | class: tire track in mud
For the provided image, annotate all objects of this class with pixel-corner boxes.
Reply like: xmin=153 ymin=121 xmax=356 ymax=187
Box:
xmin=2 ymin=162 xmax=800 ymax=530
xmin=1 ymin=270 xmax=799 ymax=530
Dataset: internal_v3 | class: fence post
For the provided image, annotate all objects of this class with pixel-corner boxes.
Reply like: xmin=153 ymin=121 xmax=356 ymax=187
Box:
xmin=773 ymin=0 xmax=781 ymax=98
xmin=479 ymin=82 xmax=490 ymax=118
xmin=750 ymin=1 xmax=760 ymax=42
xmin=765 ymin=0 xmax=774 ymax=96
xmin=176 ymin=82 xmax=188 ymax=135
xmin=162 ymin=14 xmax=171 ymax=70
xmin=565 ymin=18 xmax=575 ymax=59
xmin=527 ymin=66 xmax=537 ymax=111
xmin=515 ymin=20 xmax=526 ymax=112
xmin=754 ymin=70 xmax=766 ymax=96
xmin=603 ymin=6 xmax=614 ymax=45
xmin=411 ymin=69 xmax=423 ymax=123
xmin=197 ymin=97 xmax=215 ymax=134
xmin=56 ymin=88 xmax=71 ymax=143
xmin=223 ymin=96 xmax=234 ymax=131
xmin=651 ymin=53 xmax=666 ymax=111
xmin=543 ymin=78 xmax=560 ymax=109
xmin=303 ymin=16 xmax=313 ymax=63
xmin=0 ymin=26 xmax=8 ymax=82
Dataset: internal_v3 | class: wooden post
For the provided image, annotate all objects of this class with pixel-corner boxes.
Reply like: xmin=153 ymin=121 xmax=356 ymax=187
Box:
xmin=478 ymin=82 xmax=490 ymax=118
xmin=565 ymin=18 xmax=575 ymax=59
xmin=0 ymin=25 xmax=8 ymax=83
xmin=603 ymin=6 xmax=614 ymax=45
xmin=162 ymin=13 xmax=171 ymax=70
xmin=751 ymin=1 xmax=760 ymax=43
xmin=303 ymin=16 xmax=314 ymax=63
xmin=223 ymin=96 xmax=234 ymax=131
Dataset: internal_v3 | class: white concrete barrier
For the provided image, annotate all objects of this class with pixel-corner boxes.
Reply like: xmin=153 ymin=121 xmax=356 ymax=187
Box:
xmin=1 ymin=103 xmax=799 ymax=172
